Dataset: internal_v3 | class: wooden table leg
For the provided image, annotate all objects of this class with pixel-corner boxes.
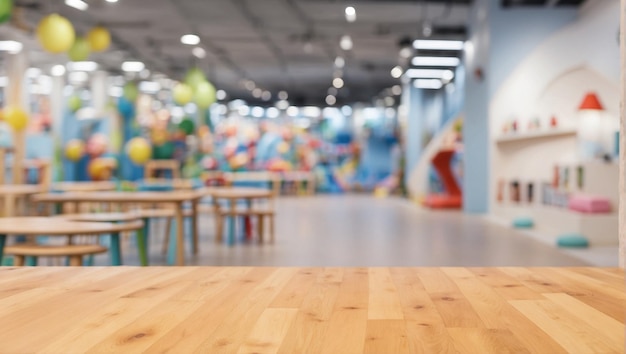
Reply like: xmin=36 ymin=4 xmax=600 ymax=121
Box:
xmin=0 ymin=234 xmax=5 ymax=265
xmin=136 ymin=219 xmax=148 ymax=266
xmin=245 ymin=198 xmax=252 ymax=241
xmin=175 ymin=202 xmax=185 ymax=265
xmin=191 ymin=199 xmax=198 ymax=254
xmin=110 ymin=232 xmax=122 ymax=266
xmin=228 ymin=199 xmax=235 ymax=246
xmin=4 ymin=195 xmax=15 ymax=217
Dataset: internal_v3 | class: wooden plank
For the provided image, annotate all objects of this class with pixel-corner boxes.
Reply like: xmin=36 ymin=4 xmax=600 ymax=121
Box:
xmin=269 ymin=267 xmax=317 ymax=308
xmin=368 ymin=268 xmax=404 ymax=320
xmin=443 ymin=268 xmax=567 ymax=353
xmin=144 ymin=268 xmax=278 ymax=353
xmin=237 ymin=308 xmax=298 ymax=354
xmin=277 ymin=280 xmax=341 ymax=353
xmin=318 ymin=268 xmax=369 ymax=354
xmin=510 ymin=299 xmax=622 ymax=353
xmin=447 ymin=328 xmax=530 ymax=354
xmin=193 ymin=268 xmax=298 ymax=352
xmin=416 ymin=268 xmax=485 ymax=328
xmin=470 ymin=267 xmax=545 ymax=300
xmin=363 ymin=320 xmax=409 ymax=354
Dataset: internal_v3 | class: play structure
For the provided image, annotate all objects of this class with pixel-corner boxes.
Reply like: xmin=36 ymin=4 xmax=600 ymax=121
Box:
xmin=423 ymin=149 xmax=463 ymax=208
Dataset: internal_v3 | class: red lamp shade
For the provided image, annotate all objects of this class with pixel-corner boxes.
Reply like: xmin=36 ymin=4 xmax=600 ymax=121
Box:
xmin=578 ymin=92 xmax=604 ymax=111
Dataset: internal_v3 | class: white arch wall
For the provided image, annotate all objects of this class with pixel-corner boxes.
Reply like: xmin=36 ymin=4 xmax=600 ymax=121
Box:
xmin=489 ymin=0 xmax=620 ymax=213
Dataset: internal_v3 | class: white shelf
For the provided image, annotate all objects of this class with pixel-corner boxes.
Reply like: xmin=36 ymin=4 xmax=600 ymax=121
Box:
xmin=495 ymin=128 xmax=577 ymax=144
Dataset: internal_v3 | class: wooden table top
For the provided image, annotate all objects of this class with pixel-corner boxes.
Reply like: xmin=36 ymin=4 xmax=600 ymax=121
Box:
xmin=0 ymin=217 xmax=142 ymax=235
xmin=205 ymin=187 xmax=273 ymax=199
xmin=0 ymin=184 xmax=45 ymax=195
xmin=51 ymin=181 xmax=117 ymax=192
xmin=0 ymin=267 xmax=622 ymax=353
xmin=53 ymin=212 xmax=142 ymax=222
xmin=32 ymin=190 xmax=205 ymax=204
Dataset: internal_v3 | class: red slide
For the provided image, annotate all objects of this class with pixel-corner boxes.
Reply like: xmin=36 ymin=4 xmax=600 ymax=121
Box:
xmin=423 ymin=149 xmax=462 ymax=209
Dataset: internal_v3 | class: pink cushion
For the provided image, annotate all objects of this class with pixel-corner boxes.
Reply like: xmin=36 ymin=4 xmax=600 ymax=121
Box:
xmin=568 ymin=194 xmax=612 ymax=213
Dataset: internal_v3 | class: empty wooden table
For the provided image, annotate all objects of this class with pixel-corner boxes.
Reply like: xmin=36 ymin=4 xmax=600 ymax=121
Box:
xmin=0 ymin=184 xmax=45 ymax=217
xmin=0 ymin=267 xmax=621 ymax=353
xmin=32 ymin=190 xmax=205 ymax=265
xmin=0 ymin=217 xmax=142 ymax=266
xmin=50 ymin=181 xmax=117 ymax=192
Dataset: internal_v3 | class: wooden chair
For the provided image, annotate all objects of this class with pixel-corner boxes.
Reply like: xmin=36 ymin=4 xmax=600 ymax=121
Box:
xmin=4 ymin=244 xmax=108 ymax=266
xmin=144 ymin=160 xmax=180 ymax=179
xmin=214 ymin=197 xmax=275 ymax=243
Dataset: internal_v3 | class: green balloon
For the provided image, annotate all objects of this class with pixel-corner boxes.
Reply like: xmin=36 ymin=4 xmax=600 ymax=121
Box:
xmin=153 ymin=141 xmax=175 ymax=159
xmin=184 ymin=68 xmax=206 ymax=92
xmin=178 ymin=118 xmax=195 ymax=135
xmin=68 ymin=37 xmax=90 ymax=62
xmin=0 ymin=0 xmax=13 ymax=24
xmin=194 ymin=81 xmax=216 ymax=109
xmin=123 ymin=83 xmax=139 ymax=102
xmin=68 ymin=95 xmax=82 ymax=113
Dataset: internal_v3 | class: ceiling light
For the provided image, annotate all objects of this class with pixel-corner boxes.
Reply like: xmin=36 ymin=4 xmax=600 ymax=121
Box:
xmin=106 ymin=0 xmax=119 ymax=2
xmin=276 ymin=99 xmax=289 ymax=110
xmin=278 ymin=91 xmax=288 ymax=100
xmin=244 ymin=80 xmax=255 ymax=91
xmin=65 ymin=0 xmax=88 ymax=11
xmin=67 ymin=61 xmax=98 ymax=72
xmin=216 ymin=90 xmax=227 ymax=100
xmin=422 ymin=21 xmax=433 ymax=37
xmin=326 ymin=95 xmax=336 ymax=105
xmin=413 ymin=39 xmax=464 ymax=50
xmin=251 ymin=106 xmax=265 ymax=118
xmin=332 ymin=78 xmax=344 ymax=89
xmin=345 ymin=6 xmax=356 ymax=22
xmin=0 ymin=40 xmax=22 ymax=53
xmin=139 ymin=81 xmax=161 ymax=93
xmin=109 ymin=86 xmax=123 ymax=97
xmin=334 ymin=56 xmax=345 ymax=68
xmin=238 ymin=105 xmax=250 ymax=116
xmin=181 ymin=34 xmax=200 ymax=45
xmin=68 ymin=71 xmax=88 ymax=83
xmin=341 ymin=105 xmax=352 ymax=116
xmin=121 ymin=61 xmax=145 ymax=72
xmin=192 ymin=47 xmax=206 ymax=58
xmin=252 ymin=88 xmax=262 ymax=98
xmin=266 ymin=107 xmax=280 ymax=118
xmin=399 ymin=47 xmax=413 ymax=59
xmin=413 ymin=79 xmax=443 ymax=89
xmin=391 ymin=85 xmax=402 ymax=95
xmin=51 ymin=65 xmax=66 ymax=76
xmin=261 ymin=90 xmax=271 ymax=101
xmin=384 ymin=96 xmax=395 ymax=106
xmin=285 ymin=106 xmax=298 ymax=117
xmin=411 ymin=56 xmax=460 ymax=67
xmin=303 ymin=106 xmax=321 ymax=117
xmin=390 ymin=66 xmax=403 ymax=79
xmin=340 ymin=35 xmax=353 ymax=51
xmin=404 ymin=68 xmax=454 ymax=80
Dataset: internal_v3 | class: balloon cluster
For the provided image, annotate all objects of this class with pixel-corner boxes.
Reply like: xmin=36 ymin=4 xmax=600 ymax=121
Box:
xmin=173 ymin=68 xmax=217 ymax=109
xmin=36 ymin=13 xmax=110 ymax=59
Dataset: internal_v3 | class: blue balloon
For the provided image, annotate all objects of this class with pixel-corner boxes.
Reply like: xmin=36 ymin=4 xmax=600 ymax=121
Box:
xmin=117 ymin=98 xmax=135 ymax=121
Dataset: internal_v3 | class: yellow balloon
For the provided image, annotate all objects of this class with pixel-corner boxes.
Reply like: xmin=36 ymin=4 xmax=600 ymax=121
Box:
xmin=126 ymin=137 xmax=152 ymax=165
xmin=4 ymin=106 xmax=28 ymax=131
xmin=65 ymin=139 xmax=85 ymax=162
xmin=173 ymin=83 xmax=193 ymax=105
xmin=151 ymin=129 xmax=169 ymax=146
xmin=88 ymin=158 xmax=111 ymax=181
xmin=87 ymin=26 xmax=111 ymax=52
xmin=37 ymin=14 xmax=75 ymax=53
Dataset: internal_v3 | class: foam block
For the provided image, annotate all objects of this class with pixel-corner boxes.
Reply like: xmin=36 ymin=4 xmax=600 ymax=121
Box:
xmin=512 ymin=217 xmax=534 ymax=229
xmin=568 ymin=194 xmax=611 ymax=213
xmin=557 ymin=234 xmax=589 ymax=248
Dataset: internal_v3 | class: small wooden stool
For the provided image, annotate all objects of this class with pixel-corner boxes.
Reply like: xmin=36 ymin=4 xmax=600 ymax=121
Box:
xmin=5 ymin=244 xmax=108 ymax=266
xmin=216 ymin=208 xmax=275 ymax=243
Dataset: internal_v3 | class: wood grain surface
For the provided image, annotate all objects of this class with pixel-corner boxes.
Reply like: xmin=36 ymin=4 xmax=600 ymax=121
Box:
xmin=0 ymin=267 xmax=622 ymax=353
xmin=32 ymin=190 xmax=205 ymax=203
xmin=0 ymin=217 xmax=143 ymax=235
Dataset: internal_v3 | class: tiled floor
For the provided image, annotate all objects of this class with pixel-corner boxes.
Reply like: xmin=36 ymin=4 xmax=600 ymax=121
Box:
xmin=104 ymin=195 xmax=605 ymax=267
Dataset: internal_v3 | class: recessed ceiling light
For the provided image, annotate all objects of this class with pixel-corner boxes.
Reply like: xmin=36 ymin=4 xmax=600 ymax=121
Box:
xmin=286 ymin=106 xmax=299 ymax=117
xmin=244 ymin=80 xmax=256 ymax=91
xmin=67 ymin=61 xmax=98 ymax=72
xmin=332 ymin=78 xmax=344 ymax=89
xmin=65 ymin=0 xmax=88 ymax=11
xmin=0 ymin=40 xmax=22 ymax=53
xmin=404 ymin=68 xmax=454 ymax=80
xmin=334 ymin=56 xmax=345 ymax=68
xmin=252 ymin=88 xmax=262 ymax=98
xmin=181 ymin=34 xmax=200 ymax=46
xmin=278 ymin=91 xmax=288 ymax=100
xmin=391 ymin=85 xmax=402 ymax=95
xmin=261 ymin=90 xmax=271 ymax=101
xmin=345 ymin=6 xmax=356 ymax=22
xmin=276 ymin=100 xmax=289 ymax=110
xmin=340 ymin=35 xmax=353 ymax=51
xmin=51 ymin=65 xmax=66 ymax=76
xmin=121 ymin=61 xmax=145 ymax=72
xmin=414 ymin=79 xmax=443 ymax=89
xmin=266 ymin=107 xmax=280 ymax=118
xmin=411 ymin=56 xmax=460 ymax=67
xmin=192 ymin=47 xmax=206 ymax=58
xmin=216 ymin=90 xmax=227 ymax=100
xmin=106 ymin=0 xmax=118 ymax=2
xmin=413 ymin=39 xmax=464 ymax=50
xmin=251 ymin=106 xmax=265 ymax=118
xmin=390 ymin=66 xmax=403 ymax=79
xmin=325 ymin=95 xmax=336 ymax=105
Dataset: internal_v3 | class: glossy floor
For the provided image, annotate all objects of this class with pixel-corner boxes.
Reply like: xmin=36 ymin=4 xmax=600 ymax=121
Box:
xmin=104 ymin=195 xmax=602 ymax=267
